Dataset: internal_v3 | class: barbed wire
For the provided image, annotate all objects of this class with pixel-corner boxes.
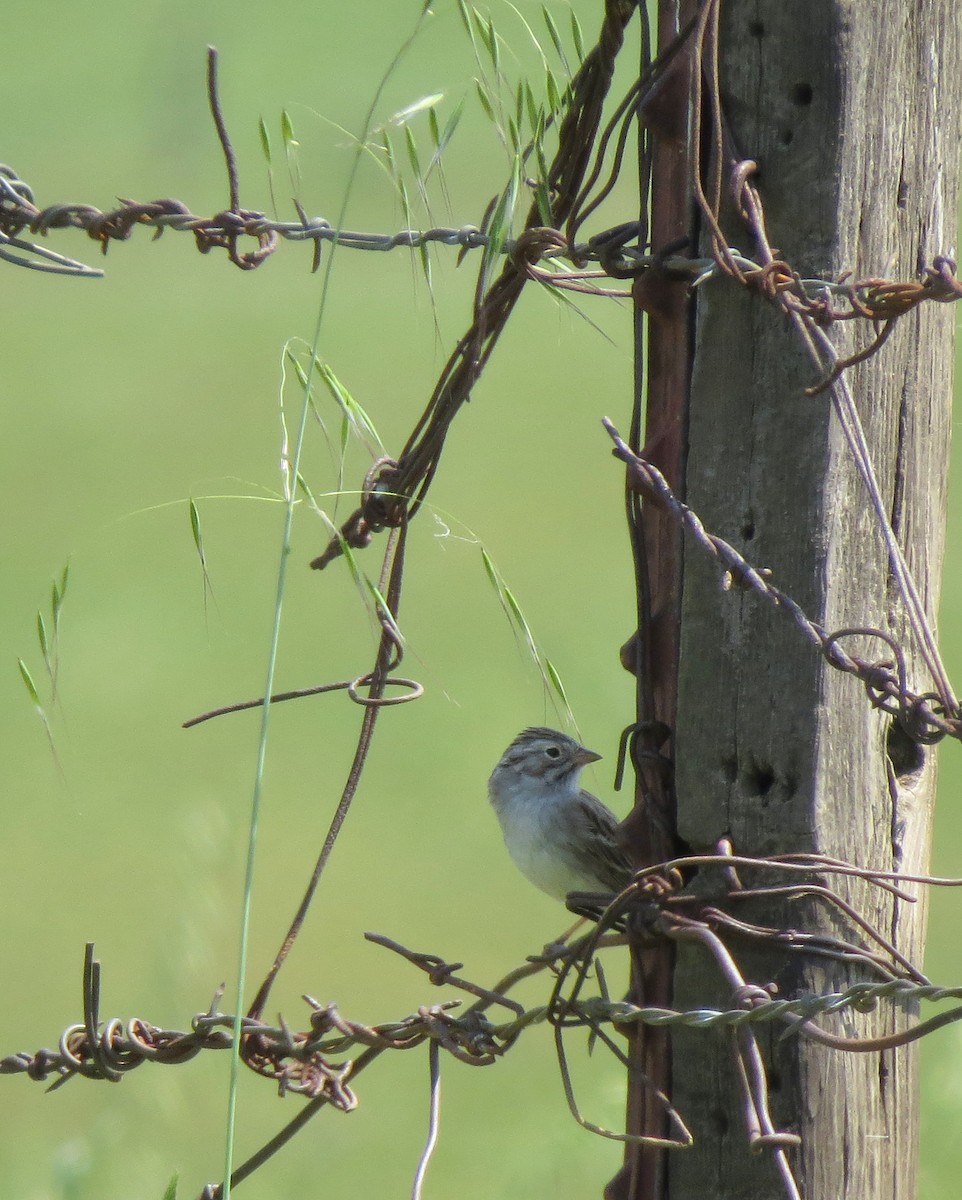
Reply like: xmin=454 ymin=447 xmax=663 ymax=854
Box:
xmin=7 ymin=846 xmax=962 ymax=1199
xmin=7 ymin=153 xmax=961 ymax=311
xmin=8 ymin=956 xmax=956 ymax=1090
xmin=602 ymin=422 xmax=962 ymax=746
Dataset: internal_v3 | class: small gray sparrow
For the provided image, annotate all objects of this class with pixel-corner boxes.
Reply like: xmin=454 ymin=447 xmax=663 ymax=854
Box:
xmin=488 ymin=727 xmax=632 ymax=900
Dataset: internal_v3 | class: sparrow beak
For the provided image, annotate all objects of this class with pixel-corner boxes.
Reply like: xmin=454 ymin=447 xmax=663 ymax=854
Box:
xmin=574 ymin=745 xmax=602 ymax=766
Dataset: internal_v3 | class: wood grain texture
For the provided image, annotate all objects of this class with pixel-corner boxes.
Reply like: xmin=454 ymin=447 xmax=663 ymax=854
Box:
xmin=672 ymin=2 xmax=961 ymax=1197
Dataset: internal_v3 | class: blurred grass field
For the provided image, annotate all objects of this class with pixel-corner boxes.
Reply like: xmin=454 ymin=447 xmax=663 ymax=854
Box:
xmin=2 ymin=3 xmax=961 ymax=1197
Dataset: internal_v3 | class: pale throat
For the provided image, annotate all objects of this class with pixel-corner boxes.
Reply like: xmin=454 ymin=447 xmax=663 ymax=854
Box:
xmin=491 ymin=763 xmax=581 ymax=813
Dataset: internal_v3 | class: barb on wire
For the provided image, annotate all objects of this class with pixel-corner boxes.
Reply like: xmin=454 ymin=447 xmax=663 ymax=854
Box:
xmin=10 ymin=141 xmax=961 ymax=301
xmin=17 ymin=847 xmax=962 ymax=1200
xmin=202 ymin=46 xmax=276 ymax=270
xmin=12 ymin=893 xmax=962 ymax=1088
xmin=684 ymin=1 xmax=959 ymax=721
xmin=602 ymin=419 xmax=962 ymax=747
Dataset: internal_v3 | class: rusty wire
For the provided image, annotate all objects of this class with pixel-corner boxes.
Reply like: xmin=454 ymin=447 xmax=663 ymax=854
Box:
xmin=11 ymin=849 xmax=962 ymax=1200
xmin=9 ymin=146 xmax=960 ymax=308
xmin=603 ymin=420 xmax=962 ymax=747
xmin=11 ymin=899 xmax=961 ymax=1091
xmin=308 ymin=0 xmax=644 ymax=571
xmin=685 ymin=0 xmax=959 ymax=724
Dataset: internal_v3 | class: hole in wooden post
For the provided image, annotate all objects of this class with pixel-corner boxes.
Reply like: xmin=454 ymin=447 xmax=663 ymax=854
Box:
xmin=885 ymin=722 xmax=925 ymax=784
xmin=710 ymin=1106 xmax=730 ymax=1136
xmin=791 ymin=82 xmax=814 ymax=106
xmin=745 ymin=762 xmax=776 ymax=797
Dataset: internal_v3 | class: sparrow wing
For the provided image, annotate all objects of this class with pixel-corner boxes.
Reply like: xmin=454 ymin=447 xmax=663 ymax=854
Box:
xmin=569 ymin=792 xmax=633 ymax=891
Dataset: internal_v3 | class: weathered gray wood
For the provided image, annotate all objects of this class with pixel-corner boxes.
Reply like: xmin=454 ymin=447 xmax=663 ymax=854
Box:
xmin=672 ymin=2 xmax=961 ymax=1198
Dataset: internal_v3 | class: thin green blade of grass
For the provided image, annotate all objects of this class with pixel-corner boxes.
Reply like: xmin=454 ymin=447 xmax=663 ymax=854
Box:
xmin=36 ymin=611 xmax=50 ymax=672
xmin=286 ymin=349 xmax=310 ymax=389
xmin=258 ymin=116 xmax=272 ymax=164
xmin=570 ymin=8 xmax=586 ymax=61
xmin=380 ymin=126 xmax=397 ymax=176
xmin=503 ymin=584 xmax=539 ymax=662
xmin=507 ymin=113 xmax=522 ymax=155
xmin=480 ymin=11 xmax=500 ymax=78
xmin=473 ymin=7 xmax=493 ymax=57
xmin=478 ymin=155 xmax=521 ymax=296
xmin=533 ymin=111 xmax=554 ymax=224
xmin=281 ymin=109 xmax=302 ymax=196
xmin=479 ymin=548 xmax=570 ymax=715
xmin=47 ymin=563 xmax=69 ymax=696
xmin=504 ymin=1 xmax=550 ymax=72
xmin=306 ymin=495 xmax=364 ymax=594
xmin=397 ymin=176 xmax=416 ymax=271
xmin=523 ymin=79 xmax=540 ymax=140
xmin=260 ymin=115 xmax=279 ymax=215
xmin=289 ymin=344 xmax=384 ymax=455
xmin=189 ymin=498 xmax=205 ymax=566
xmin=365 ymin=579 xmax=405 ymax=645
xmin=283 ymin=345 xmax=338 ymax=471
xmin=188 ymin=497 xmax=215 ymax=615
xmin=545 ymin=65 xmax=562 ymax=116
xmin=388 ymin=92 xmax=444 ymax=127
xmin=425 ymin=96 xmax=465 ymax=182
xmin=404 ymin=124 xmax=434 ymax=221
xmin=295 ymin=486 xmax=403 ymax=646
xmin=220 ymin=9 xmax=436 ymax=1197
xmin=542 ymin=4 xmax=571 ymax=75
xmin=480 ymin=546 xmax=517 ymax=629
xmin=161 ymin=1175 xmax=179 ymax=1200
xmin=545 ymin=658 xmax=570 ymax=710
xmin=537 ymin=276 xmax=619 ymax=345
xmin=418 ymin=239 xmax=433 ymax=289
xmin=18 ymin=655 xmax=59 ymax=760
xmin=534 ymin=181 xmax=553 ymax=226
xmin=294 ymin=472 xmax=344 ymax=539
xmin=475 ymin=77 xmax=498 ymax=128
xmin=316 ymin=362 xmax=385 ymax=452
xmin=457 ymin=0 xmax=483 ymax=66
xmin=480 ymin=546 xmax=500 ymax=591
xmin=52 ymin=562 xmax=69 ymax=625
xmin=426 ymin=105 xmax=454 ymax=212
xmin=307 ymin=109 xmax=400 ymax=186
xmin=18 ymin=657 xmax=40 ymax=706
xmin=404 ymin=124 xmax=423 ymax=183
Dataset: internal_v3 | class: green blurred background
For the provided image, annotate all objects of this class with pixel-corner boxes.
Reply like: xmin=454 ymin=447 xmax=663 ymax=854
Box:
xmin=2 ymin=3 xmax=960 ymax=1197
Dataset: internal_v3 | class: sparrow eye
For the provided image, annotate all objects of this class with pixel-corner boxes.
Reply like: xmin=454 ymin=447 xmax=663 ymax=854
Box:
xmin=545 ymin=746 xmax=561 ymax=759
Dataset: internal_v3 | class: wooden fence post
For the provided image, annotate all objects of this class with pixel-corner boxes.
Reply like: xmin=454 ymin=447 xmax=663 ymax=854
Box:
xmin=621 ymin=3 xmax=962 ymax=1197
